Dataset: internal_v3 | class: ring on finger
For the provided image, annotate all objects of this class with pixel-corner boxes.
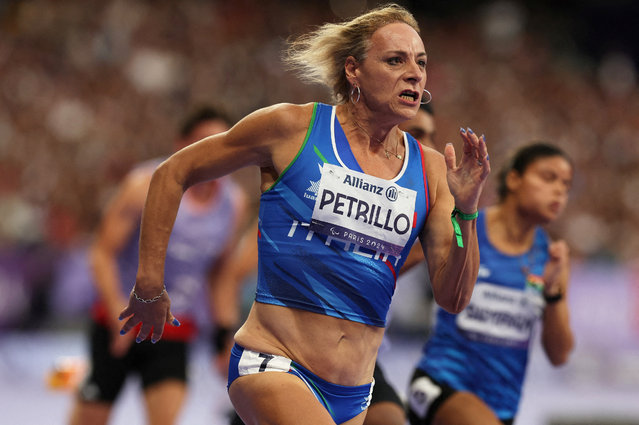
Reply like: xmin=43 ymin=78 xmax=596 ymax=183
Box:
xmin=477 ymin=154 xmax=489 ymax=165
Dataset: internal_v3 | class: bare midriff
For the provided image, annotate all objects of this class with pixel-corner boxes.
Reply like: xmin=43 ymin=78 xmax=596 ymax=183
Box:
xmin=234 ymin=301 xmax=384 ymax=386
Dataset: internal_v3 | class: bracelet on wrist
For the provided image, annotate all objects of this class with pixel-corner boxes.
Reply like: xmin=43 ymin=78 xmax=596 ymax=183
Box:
xmin=452 ymin=207 xmax=479 ymax=220
xmin=450 ymin=207 xmax=478 ymax=248
xmin=543 ymin=291 xmax=564 ymax=304
xmin=132 ymin=285 xmax=166 ymax=304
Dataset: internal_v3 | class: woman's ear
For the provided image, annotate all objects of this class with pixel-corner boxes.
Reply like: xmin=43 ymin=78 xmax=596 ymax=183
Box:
xmin=505 ymin=169 xmax=521 ymax=193
xmin=345 ymin=55 xmax=359 ymax=83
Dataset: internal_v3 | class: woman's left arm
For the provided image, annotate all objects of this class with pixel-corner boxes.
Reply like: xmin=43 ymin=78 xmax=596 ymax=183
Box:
xmin=541 ymin=240 xmax=575 ymax=365
xmin=420 ymin=129 xmax=490 ymax=313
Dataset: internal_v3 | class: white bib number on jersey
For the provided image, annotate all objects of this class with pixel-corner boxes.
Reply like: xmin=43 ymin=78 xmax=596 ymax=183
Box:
xmin=310 ymin=163 xmax=416 ymax=257
xmin=456 ymin=283 xmax=544 ymax=348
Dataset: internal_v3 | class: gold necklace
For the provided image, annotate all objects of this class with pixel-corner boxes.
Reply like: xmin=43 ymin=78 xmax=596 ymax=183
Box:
xmin=352 ymin=119 xmax=402 ymax=160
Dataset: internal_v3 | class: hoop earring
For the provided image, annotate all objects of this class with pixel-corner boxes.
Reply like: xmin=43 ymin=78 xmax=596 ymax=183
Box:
xmin=350 ymin=86 xmax=361 ymax=105
xmin=421 ymin=89 xmax=432 ymax=105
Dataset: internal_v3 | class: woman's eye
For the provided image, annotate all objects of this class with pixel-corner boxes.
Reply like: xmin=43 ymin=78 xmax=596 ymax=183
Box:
xmin=388 ymin=57 xmax=402 ymax=65
xmin=417 ymin=60 xmax=427 ymax=68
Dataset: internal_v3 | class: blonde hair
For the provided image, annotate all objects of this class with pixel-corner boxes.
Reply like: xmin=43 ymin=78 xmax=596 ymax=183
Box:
xmin=283 ymin=3 xmax=420 ymax=103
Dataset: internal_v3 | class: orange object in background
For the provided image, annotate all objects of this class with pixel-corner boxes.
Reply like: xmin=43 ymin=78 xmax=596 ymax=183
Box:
xmin=46 ymin=356 xmax=87 ymax=391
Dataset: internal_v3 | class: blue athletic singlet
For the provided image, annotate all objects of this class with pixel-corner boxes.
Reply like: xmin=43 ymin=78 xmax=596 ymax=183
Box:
xmin=415 ymin=210 xmax=549 ymax=419
xmin=115 ymin=159 xmax=243 ymax=319
xmin=255 ymin=103 xmax=430 ymax=327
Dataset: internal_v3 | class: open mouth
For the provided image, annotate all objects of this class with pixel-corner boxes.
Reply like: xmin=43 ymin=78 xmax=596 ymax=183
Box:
xmin=399 ymin=90 xmax=419 ymax=102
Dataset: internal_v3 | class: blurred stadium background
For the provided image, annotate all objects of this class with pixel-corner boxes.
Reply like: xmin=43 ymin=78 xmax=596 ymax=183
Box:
xmin=1 ymin=0 xmax=638 ymax=424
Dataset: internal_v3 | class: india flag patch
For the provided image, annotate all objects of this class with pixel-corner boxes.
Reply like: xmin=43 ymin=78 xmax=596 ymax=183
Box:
xmin=525 ymin=274 xmax=544 ymax=292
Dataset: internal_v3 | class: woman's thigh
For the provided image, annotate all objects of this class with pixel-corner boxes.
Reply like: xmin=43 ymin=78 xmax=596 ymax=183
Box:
xmin=432 ymin=392 xmax=502 ymax=425
xmin=143 ymin=379 xmax=188 ymax=425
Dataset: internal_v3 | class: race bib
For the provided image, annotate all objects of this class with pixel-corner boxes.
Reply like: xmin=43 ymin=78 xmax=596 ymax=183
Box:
xmin=456 ymin=283 xmax=544 ymax=348
xmin=310 ymin=163 xmax=416 ymax=257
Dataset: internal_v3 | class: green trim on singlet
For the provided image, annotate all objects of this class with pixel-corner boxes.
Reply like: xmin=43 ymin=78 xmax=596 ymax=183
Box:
xmin=263 ymin=102 xmax=319 ymax=192
xmin=313 ymin=144 xmax=328 ymax=164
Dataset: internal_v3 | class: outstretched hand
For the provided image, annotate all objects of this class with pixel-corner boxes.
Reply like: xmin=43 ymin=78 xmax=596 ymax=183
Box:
xmin=118 ymin=287 xmax=179 ymax=344
xmin=444 ymin=128 xmax=490 ymax=213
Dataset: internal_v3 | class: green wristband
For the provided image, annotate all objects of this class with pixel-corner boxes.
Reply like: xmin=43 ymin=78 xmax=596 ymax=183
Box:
xmin=451 ymin=207 xmax=478 ymax=248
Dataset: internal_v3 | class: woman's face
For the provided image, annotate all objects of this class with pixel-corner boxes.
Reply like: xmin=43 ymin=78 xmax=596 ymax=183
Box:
xmin=511 ymin=156 xmax=573 ymax=224
xmin=353 ymin=22 xmax=426 ymax=123
xmin=399 ymin=108 xmax=436 ymax=148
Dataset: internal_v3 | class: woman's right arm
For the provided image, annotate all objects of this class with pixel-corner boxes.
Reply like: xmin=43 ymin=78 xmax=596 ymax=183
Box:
xmin=119 ymin=102 xmax=314 ymax=342
xmin=540 ymin=240 xmax=574 ymax=365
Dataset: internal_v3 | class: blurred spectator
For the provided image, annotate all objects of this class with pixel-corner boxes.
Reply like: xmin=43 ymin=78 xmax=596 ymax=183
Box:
xmin=68 ymin=105 xmax=248 ymax=425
